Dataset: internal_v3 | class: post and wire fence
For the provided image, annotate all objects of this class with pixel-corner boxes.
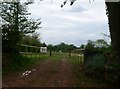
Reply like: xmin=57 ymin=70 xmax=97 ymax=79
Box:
xmin=18 ymin=44 xmax=84 ymax=62
xmin=71 ymin=49 xmax=84 ymax=62
xmin=18 ymin=44 xmax=49 ymax=58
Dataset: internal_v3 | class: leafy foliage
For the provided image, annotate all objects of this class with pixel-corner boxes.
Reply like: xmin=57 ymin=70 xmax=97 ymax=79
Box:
xmin=95 ymin=39 xmax=108 ymax=48
xmin=85 ymin=54 xmax=107 ymax=73
xmin=47 ymin=44 xmax=53 ymax=50
xmin=85 ymin=40 xmax=95 ymax=50
xmin=20 ymin=33 xmax=41 ymax=46
xmin=80 ymin=44 xmax=85 ymax=49
xmin=40 ymin=42 xmax=47 ymax=47
xmin=1 ymin=0 xmax=41 ymax=53
xmin=105 ymin=59 xmax=120 ymax=84
xmin=47 ymin=43 xmax=77 ymax=52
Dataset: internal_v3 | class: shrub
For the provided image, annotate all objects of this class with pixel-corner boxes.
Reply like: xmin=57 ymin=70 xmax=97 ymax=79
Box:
xmin=105 ymin=58 xmax=120 ymax=85
xmin=84 ymin=49 xmax=107 ymax=78
xmin=3 ymin=53 xmax=39 ymax=75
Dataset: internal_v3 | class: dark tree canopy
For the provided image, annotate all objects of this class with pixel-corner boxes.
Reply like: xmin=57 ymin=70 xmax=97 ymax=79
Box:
xmin=1 ymin=1 xmax=42 ymax=53
xmin=20 ymin=33 xmax=41 ymax=46
xmin=47 ymin=43 xmax=76 ymax=52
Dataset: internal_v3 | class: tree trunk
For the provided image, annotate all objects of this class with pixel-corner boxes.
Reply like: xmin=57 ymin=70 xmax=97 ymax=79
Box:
xmin=105 ymin=2 xmax=120 ymax=60
xmin=105 ymin=2 xmax=120 ymax=84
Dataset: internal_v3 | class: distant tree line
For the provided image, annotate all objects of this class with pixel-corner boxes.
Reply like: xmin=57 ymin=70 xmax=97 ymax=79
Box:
xmin=47 ymin=43 xmax=77 ymax=52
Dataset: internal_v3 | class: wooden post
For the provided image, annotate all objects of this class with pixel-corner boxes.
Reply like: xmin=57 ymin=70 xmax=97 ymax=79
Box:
xmin=69 ymin=50 xmax=71 ymax=57
xmin=78 ymin=54 xmax=80 ymax=62
xmin=37 ymin=47 xmax=39 ymax=58
xmin=31 ymin=47 xmax=32 ymax=58
xmin=25 ymin=45 xmax=27 ymax=56
xmin=50 ymin=50 xmax=52 ymax=56
xmin=39 ymin=47 xmax=40 ymax=58
xmin=81 ymin=53 xmax=83 ymax=62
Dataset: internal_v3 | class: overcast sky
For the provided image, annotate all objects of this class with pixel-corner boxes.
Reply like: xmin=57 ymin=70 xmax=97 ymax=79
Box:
xmin=28 ymin=0 xmax=110 ymax=47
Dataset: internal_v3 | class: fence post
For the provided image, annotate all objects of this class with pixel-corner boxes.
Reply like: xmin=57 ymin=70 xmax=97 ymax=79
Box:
xmin=39 ymin=47 xmax=40 ymax=58
xmin=25 ymin=46 xmax=27 ymax=56
xmin=31 ymin=47 xmax=32 ymax=58
xmin=50 ymin=50 xmax=52 ymax=56
xmin=69 ymin=50 xmax=71 ymax=57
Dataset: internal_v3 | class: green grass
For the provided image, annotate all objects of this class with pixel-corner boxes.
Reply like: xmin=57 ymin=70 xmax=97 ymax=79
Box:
xmin=49 ymin=52 xmax=108 ymax=86
xmin=3 ymin=53 xmax=49 ymax=75
xmin=3 ymin=52 xmax=70 ymax=75
xmin=48 ymin=52 xmax=108 ymax=86
xmin=72 ymin=63 xmax=109 ymax=87
xmin=70 ymin=54 xmax=109 ymax=87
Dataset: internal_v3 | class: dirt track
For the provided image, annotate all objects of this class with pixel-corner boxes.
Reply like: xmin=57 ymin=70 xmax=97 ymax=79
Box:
xmin=3 ymin=59 xmax=78 ymax=87
xmin=3 ymin=57 xmax=109 ymax=87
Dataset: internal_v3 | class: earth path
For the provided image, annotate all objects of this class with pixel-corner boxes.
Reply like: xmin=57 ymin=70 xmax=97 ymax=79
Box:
xmin=3 ymin=58 xmax=78 ymax=87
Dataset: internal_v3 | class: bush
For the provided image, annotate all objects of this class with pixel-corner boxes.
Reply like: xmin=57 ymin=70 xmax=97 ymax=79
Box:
xmin=105 ymin=59 xmax=120 ymax=85
xmin=3 ymin=53 xmax=39 ymax=75
xmin=86 ymin=54 xmax=106 ymax=70
xmin=84 ymin=50 xmax=107 ymax=78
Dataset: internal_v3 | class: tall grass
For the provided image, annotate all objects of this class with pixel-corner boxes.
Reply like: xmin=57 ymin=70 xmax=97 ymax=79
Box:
xmin=3 ymin=53 xmax=48 ymax=75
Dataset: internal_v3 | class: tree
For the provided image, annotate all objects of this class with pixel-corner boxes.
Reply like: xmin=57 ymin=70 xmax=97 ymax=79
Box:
xmin=20 ymin=33 xmax=41 ymax=46
xmin=85 ymin=40 xmax=95 ymax=50
xmin=59 ymin=43 xmax=67 ymax=52
xmin=47 ymin=44 xmax=53 ymax=50
xmin=47 ymin=43 xmax=77 ymax=52
xmin=80 ymin=44 xmax=85 ymax=49
xmin=69 ymin=44 xmax=76 ymax=50
xmin=40 ymin=42 xmax=47 ymax=47
xmin=57 ymin=43 xmax=76 ymax=52
xmin=105 ymin=2 xmax=120 ymax=84
xmin=1 ymin=0 xmax=42 ymax=53
xmin=105 ymin=2 xmax=120 ymax=60
xmin=95 ymin=39 xmax=108 ymax=48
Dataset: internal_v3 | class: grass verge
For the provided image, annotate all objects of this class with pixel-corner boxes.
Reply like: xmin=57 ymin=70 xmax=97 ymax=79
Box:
xmin=3 ymin=53 xmax=49 ymax=75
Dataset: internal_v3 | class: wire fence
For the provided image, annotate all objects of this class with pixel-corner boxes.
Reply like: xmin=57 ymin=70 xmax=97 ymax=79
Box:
xmin=18 ymin=44 xmax=49 ymax=58
xmin=18 ymin=44 xmax=84 ymax=61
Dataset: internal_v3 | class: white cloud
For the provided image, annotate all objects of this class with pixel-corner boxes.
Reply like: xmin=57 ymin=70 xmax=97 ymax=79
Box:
xmin=28 ymin=0 xmax=110 ymax=47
